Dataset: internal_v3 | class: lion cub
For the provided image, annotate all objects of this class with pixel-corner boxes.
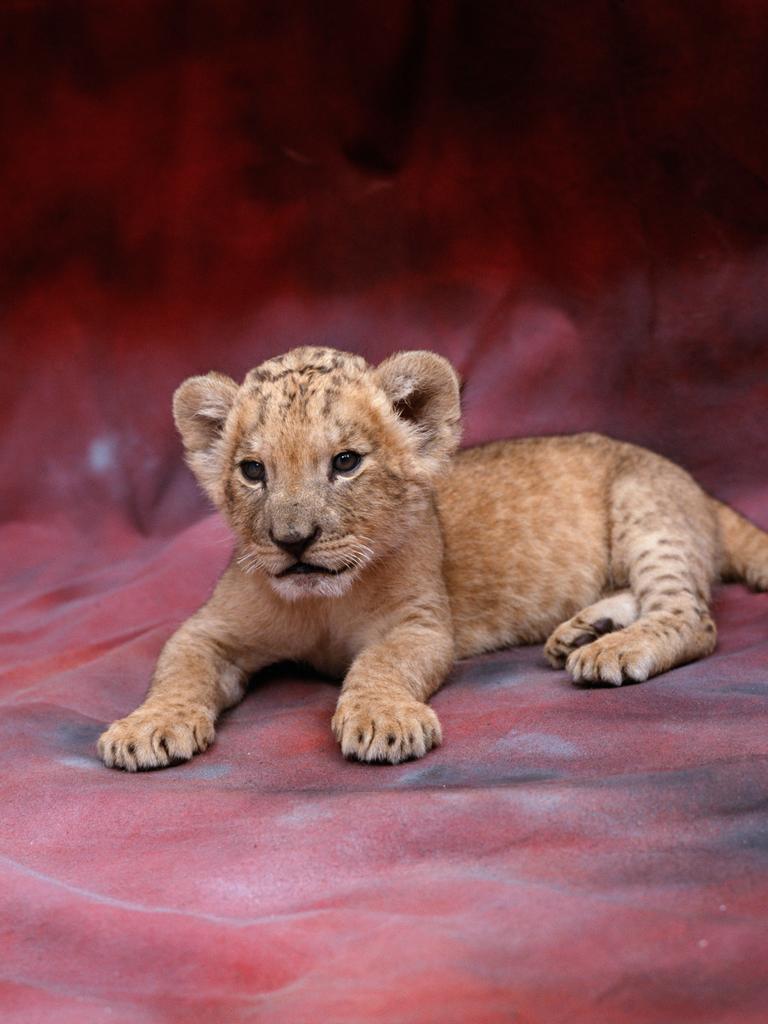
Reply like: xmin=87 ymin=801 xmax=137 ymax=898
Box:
xmin=99 ymin=346 xmax=768 ymax=769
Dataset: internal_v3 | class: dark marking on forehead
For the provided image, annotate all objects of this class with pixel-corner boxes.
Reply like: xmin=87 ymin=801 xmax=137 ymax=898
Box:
xmin=321 ymin=388 xmax=341 ymax=416
xmin=279 ymin=390 xmax=298 ymax=413
xmin=300 ymin=346 xmax=337 ymax=362
xmin=253 ymin=392 xmax=272 ymax=427
xmin=302 ymin=363 xmax=335 ymax=375
xmin=248 ymin=361 xmax=363 ymax=390
xmin=247 ymin=368 xmax=271 ymax=384
xmin=242 ymin=352 xmax=371 ymax=434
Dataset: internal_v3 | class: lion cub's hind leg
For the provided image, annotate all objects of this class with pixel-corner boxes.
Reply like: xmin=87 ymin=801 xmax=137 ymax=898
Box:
xmin=544 ymin=591 xmax=639 ymax=668
xmin=566 ymin=467 xmax=718 ymax=686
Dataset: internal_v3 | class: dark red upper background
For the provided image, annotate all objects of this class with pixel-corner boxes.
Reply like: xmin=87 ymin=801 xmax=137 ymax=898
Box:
xmin=4 ymin=0 xmax=768 ymax=530
xmin=2 ymin=4 xmax=768 ymax=1022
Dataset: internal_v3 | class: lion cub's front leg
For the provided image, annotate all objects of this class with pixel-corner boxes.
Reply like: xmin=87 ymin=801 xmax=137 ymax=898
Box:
xmin=98 ymin=620 xmax=248 ymax=771
xmin=332 ymin=616 xmax=454 ymax=764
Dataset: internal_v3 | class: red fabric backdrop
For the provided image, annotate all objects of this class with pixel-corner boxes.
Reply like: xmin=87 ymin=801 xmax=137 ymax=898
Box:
xmin=2 ymin=3 xmax=768 ymax=1021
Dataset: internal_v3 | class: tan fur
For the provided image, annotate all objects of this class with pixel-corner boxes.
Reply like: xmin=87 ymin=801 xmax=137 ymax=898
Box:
xmin=98 ymin=346 xmax=768 ymax=769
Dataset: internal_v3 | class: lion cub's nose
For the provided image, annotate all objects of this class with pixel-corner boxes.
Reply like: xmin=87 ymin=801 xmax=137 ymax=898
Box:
xmin=270 ymin=526 xmax=321 ymax=561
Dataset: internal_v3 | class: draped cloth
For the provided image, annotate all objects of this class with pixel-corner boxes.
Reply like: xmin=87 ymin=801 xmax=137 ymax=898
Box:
xmin=2 ymin=3 xmax=767 ymax=1020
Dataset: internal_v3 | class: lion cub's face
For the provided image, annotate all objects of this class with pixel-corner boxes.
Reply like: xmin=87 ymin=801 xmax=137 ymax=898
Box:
xmin=174 ymin=347 xmax=461 ymax=600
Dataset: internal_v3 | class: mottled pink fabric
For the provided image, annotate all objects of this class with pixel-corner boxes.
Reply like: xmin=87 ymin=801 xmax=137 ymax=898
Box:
xmin=3 ymin=3 xmax=768 ymax=1021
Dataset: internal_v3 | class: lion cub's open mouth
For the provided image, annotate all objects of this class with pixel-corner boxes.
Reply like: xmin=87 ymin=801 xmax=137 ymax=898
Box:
xmin=277 ymin=562 xmax=347 ymax=578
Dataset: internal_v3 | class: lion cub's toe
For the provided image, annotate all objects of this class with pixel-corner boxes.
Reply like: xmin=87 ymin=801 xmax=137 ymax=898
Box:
xmin=98 ymin=704 xmax=215 ymax=771
xmin=332 ymin=696 xmax=442 ymax=764
xmin=544 ymin=615 xmax=616 ymax=667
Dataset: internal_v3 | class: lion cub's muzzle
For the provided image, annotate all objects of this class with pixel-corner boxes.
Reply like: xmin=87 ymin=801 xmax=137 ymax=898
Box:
xmin=277 ymin=562 xmax=347 ymax=578
xmin=257 ymin=530 xmax=375 ymax=598
xmin=269 ymin=525 xmax=321 ymax=561
xmin=268 ymin=526 xmax=347 ymax=577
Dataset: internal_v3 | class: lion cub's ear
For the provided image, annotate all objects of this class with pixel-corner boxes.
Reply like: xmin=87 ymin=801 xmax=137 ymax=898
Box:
xmin=376 ymin=351 xmax=462 ymax=471
xmin=173 ymin=372 xmax=239 ymax=503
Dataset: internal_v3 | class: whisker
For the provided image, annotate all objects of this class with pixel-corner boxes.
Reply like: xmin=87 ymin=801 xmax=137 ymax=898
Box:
xmin=349 ymin=542 xmax=374 ymax=561
xmin=236 ymin=548 xmax=269 ymax=575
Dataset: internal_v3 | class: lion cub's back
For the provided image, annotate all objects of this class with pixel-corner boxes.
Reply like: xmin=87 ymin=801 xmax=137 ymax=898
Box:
xmin=435 ymin=433 xmax=620 ymax=656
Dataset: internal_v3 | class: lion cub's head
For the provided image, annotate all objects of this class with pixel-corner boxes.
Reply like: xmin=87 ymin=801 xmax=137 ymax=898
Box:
xmin=173 ymin=347 xmax=461 ymax=599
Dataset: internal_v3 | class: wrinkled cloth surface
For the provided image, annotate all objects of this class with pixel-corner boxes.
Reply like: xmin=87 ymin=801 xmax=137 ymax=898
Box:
xmin=2 ymin=3 xmax=768 ymax=1022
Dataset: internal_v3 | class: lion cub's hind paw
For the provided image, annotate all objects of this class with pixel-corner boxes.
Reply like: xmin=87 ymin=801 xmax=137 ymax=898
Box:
xmin=566 ymin=631 xmax=655 ymax=687
xmin=544 ymin=591 xmax=639 ymax=668
xmin=98 ymin=705 xmax=215 ymax=771
xmin=332 ymin=697 xmax=441 ymax=764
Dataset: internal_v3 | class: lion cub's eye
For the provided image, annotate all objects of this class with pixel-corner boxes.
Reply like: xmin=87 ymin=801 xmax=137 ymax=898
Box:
xmin=240 ymin=459 xmax=266 ymax=483
xmin=332 ymin=451 xmax=362 ymax=474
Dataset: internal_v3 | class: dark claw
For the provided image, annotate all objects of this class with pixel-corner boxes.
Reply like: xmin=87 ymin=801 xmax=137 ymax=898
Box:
xmin=572 ymin=632 xmax=595 ymax=648
xmin=592 ymin=617 xmax=615 ymax=635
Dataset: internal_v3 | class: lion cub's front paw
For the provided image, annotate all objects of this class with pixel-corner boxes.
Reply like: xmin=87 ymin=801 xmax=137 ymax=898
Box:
xmin=332 ymin=696 xmax=442 ymax=764
xmin=98 ymin=704 xmax=215 ymax=771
